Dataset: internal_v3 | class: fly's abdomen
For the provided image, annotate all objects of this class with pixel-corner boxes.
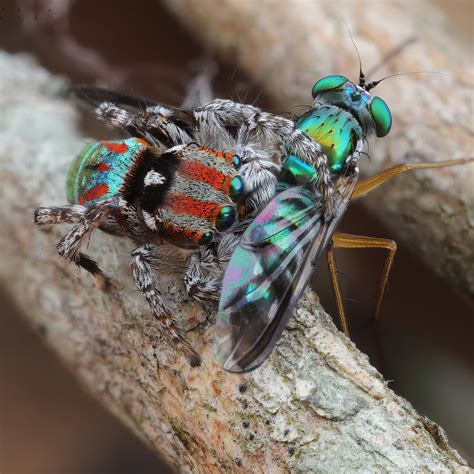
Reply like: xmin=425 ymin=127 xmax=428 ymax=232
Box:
xmin=296 ymin=105 xmax=362 ymax=173
xmin=66 ymin=138 xmax=149 ymax=205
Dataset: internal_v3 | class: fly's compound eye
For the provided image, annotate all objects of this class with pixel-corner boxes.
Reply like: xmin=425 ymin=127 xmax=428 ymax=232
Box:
xmin=312 ymin=75 xmax=349 ymax=98
xmin=370 ymin=96 xmax=392 ymax=137
xmin=232 ymin=154 xmax=241 ymax=170
xmin=199 ymin=231 xmax=213 ymax=245
xmin=229 ymin=176 xmax=244 ymax=201
xmin=215 ymin=205 xmax=236 ymax=231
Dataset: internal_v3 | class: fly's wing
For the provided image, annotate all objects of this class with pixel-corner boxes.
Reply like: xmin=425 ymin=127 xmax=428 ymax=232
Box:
xmin=215 ymin=181 xmax=354 ymax=373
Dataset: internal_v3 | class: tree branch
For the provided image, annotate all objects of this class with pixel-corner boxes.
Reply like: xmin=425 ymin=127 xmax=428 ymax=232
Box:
xmin=0 ymin=50 xmax=469 ymax=471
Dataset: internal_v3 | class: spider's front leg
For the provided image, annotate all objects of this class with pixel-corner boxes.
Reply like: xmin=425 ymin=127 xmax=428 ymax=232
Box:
xmin=241 ymin=112 xmax=335 ymax=216
xmin=131 ymin=244 xmax=201 ymax=367
xmin=96 ymin=102 xmax=192 ymax=148
xmin=34 ymin=200 xmax=114 ymax=282
xmin=184 ymin=234 xmax=240 ymax=303
xmin=193 ymin=99 xmax=262 ymax=149
xmin=194 ymin=100 xmax=281 ymax=213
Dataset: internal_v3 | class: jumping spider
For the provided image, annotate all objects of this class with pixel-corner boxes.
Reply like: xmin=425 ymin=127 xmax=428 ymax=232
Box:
xmin=34 ymin=87 xmax=333 ymax=366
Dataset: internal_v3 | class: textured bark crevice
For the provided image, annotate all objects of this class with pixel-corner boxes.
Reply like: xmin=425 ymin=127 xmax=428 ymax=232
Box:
xmin=0 ymin=48 xmax=470 ymax=471
xmin=164 ymin=0 xmax=474 ymax=300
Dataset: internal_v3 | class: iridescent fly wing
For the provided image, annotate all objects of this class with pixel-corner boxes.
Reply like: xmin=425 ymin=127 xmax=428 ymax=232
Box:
xmin=215 ymin=181 xmax=354 ymax=373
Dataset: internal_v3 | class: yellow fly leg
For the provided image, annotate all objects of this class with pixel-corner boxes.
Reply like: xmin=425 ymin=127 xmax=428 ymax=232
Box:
xmin=328 ymin=232 xmax=397 ymax=336
xmin=326 ymin=247 xmax=350 ymax=336
xmin=352 ymin=158 xmax=473 ymax=199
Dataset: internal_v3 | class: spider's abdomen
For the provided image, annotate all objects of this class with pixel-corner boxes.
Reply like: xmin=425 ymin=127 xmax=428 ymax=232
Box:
xmin=144 ymin=146 xmax=244 ymax=246
xmin=66 ymin=138 xmax=148 ymax=205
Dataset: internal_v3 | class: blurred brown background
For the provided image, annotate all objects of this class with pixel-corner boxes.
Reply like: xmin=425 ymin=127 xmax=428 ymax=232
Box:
xmin=0 ymin=0 xmax=472 ymax=472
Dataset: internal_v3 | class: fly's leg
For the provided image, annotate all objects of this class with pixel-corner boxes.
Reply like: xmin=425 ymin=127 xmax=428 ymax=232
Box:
xmin=34 ymin=201 xmax=113 ymax=282
xmin=96 ymin=102 xmax=192 ymax=148
xmin=352 ymin=158 xmax=473 ymax=199
xmin=329 ymin=158 xmax=473 ymax=333
xmin=328 ymin=232 xmax=397 ymax=336
xmin=131 ymin=244 xmax=201 ymax=367
xmin=326 ymin=247 xmax=349 ymax=336
xmin=184 ymin=234 xmax=240 ymax=302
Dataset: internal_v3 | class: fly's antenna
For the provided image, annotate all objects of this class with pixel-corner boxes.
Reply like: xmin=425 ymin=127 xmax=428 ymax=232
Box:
xmin=341 ymin=18 xmax=366 ymax=88
xmin=365 ymin=71 xmax=441 ymax=91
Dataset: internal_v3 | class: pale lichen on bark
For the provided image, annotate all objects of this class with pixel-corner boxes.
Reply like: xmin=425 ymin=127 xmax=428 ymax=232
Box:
xmin=0 ymin=49 xmax=470 ymax=472
xmin=164 ymin=0 xmax=474 ymax=299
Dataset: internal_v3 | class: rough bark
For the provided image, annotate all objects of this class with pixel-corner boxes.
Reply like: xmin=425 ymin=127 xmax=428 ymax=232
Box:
xmin=0 ymin=51 xmax=470 ymax=472
xmin=164 ymin=0 xmax=474 ymax=299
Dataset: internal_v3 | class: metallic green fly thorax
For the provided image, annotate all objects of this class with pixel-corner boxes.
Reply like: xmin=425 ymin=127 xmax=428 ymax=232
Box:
xmin=296 ymin=105 xmax=362 ymax=173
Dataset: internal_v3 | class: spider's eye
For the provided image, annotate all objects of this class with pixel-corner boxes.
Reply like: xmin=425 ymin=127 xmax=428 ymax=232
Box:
xmin=229 ymin=176 xmax=244 ymax=201
xmin=312 ymin=75 xmax=349 ymax=98
xmin=199 ymin=231 xmax=213 ymax=245
xmin=232 ymin=154 xmax=241 ymax=170
xmin=215 ymin=206 xmax=236 ymax=231
xmin=370 ymin=96 xmax=392 ymax=137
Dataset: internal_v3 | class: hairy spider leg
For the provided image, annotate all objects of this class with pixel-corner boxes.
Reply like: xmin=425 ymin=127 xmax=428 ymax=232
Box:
xmin=131 ymin=244 xmax=201 ymax=367
xmin=183 ymin=233 xmax=240 ymax=302
xmin=95 ymin=102 xmax=192 ymax=148
xmin=34 ymin=199 xmax=115 ymax=284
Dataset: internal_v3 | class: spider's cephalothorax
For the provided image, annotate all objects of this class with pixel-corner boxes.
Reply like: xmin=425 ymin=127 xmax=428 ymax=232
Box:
xmin=34 ymin=86 xmax=337 ymax=366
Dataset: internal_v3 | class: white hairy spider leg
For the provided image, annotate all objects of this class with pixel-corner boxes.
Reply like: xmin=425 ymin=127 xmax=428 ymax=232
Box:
xmin=34 ymin=205 xmax=88 ymax=225
xmin=96 ymin=102 xmax=192 ymax=148
xmin=184 ymin=233 xmax=241 ymax=302
xmin=34 ymin=201 xmax=114 ymax=279
xmin=131 ymin=244 xmax=201 ymax=367
xmin=55 ymin=199 xmax=114 ymax=277
xmin=192 ymin=99 xmax=258 ymax=150
xmin=184 ymin=252 xmax=221 ymax=302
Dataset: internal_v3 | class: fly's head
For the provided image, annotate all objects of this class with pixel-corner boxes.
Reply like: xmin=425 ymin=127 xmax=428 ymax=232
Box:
xmin=311 ymin=74 xmax=392 ymax=139
xmin=292 ymin=73 xmax=393 ymax=175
